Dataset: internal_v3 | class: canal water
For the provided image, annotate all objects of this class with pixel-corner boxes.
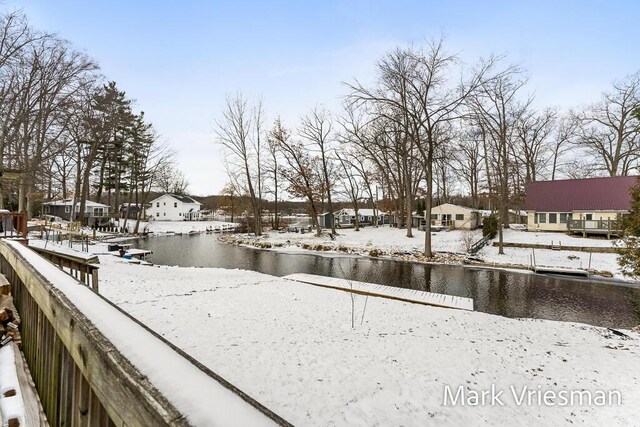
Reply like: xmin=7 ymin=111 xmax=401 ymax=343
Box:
xmin=134 ymin=234 xmax=640 ymax=328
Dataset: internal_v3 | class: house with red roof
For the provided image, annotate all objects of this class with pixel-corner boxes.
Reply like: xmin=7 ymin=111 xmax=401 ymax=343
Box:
xmin=524 ymin=176 xmax=638 ymax=237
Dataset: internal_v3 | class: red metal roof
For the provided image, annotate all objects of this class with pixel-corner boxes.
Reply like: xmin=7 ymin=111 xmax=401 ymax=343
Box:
xmin=525 ymin=176 xmax=638 ymax=212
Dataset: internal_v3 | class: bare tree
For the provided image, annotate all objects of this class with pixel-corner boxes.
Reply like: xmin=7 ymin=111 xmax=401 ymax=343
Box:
xmin=336 ymin=151 xmax=363 ymax=231
xmin=452 ymin=126 xmax=485 ymax=208
xmin=300 ymin=107 xmax=337 ymax=234
xmin=270 ymin=118 xmax=323 ymax=236
xmin=470 ymin=66 xmax=529 ymax=255
xmin=574 ymin=72 xmax=640 ymax=176
xmin=215 ymin=93 xmax=262 ymax=235
xmin=154 ymin=163 xmax=189 ymax=195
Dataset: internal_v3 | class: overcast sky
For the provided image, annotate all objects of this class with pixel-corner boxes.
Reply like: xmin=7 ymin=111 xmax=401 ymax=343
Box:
xmin=7 ymin=0 xmax=639 ymax=195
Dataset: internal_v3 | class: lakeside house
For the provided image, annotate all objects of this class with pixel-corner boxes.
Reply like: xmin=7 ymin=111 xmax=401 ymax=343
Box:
xmin=118 ymin=203 xmax=146 ymax=220
xmin=320 ymin=208 xmax=389 ymax=228
xmin=428 ymin=203 xmax=482 ymax=230
xmin=42 ymin=199 xmax=110 ymax=225
xmin=147 ymin=194 xmax=202 ymax=221
xmin=524 ymin=176 xmax=637 ymax=237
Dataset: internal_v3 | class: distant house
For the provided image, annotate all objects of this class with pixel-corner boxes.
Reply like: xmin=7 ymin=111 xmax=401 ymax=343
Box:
xmin=477 ymin=209 xmax=528 ymax=224
xmin=42 ymin=199 xmax=110 ymax=224
xmin=524 ymin=176 xmax=637 ymax=237
xmin=147 ymin=194 xmax=201 ymax=221
xmin=321 ymin=208 xmax=389 ymax=228
xmin=118 ymin=203 xmax=146 ymax=220
xmin=428 ymin=203 xmax=481 ymax=230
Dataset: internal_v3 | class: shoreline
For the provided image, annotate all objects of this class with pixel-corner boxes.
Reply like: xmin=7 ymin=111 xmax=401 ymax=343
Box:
xmin=219 ymin=233 xmax=639 ymax=287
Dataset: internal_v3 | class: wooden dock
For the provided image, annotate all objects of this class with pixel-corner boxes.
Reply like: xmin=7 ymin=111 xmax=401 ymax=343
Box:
xmin=283 ymin=273 xmax=474 ymax=311
xmin=533 ymin=266 xmax=590 ymax=277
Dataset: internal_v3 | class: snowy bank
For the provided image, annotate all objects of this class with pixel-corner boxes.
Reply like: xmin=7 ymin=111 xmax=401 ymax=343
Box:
xmin=221 ymin=227 xmax=630 ymax=280
xmin=98 ymin=255 xmax=640 ymax=426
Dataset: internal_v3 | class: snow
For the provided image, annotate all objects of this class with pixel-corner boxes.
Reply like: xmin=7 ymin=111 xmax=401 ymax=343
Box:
xmin=95 ymin=254 xmax=640 ymax=426
xmin=28 ymin=239 xmax=99 ymax=262
xmin=121 ymin=220 xmax=237 ymax=235
xmin=284 ymin=273 xmax=474 ymax=310
xmin=498 ymin=228 xmax=619 ymax=248
xmin=235 ymin=226 xmax=479 ymax=255
xmin=0 ymin=344 xmax=25 ymax=425
xmin=226 ymin=226 xmax=632 ymax=280
xmin=6 ymin=240 xmax=276 ymax=426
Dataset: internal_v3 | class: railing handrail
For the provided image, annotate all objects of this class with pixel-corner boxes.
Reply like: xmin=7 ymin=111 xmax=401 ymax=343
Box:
xmin=567 ymin=218 xmax=622 ymax=230
xmin=0 ymin=240 xmax=288 ymax=426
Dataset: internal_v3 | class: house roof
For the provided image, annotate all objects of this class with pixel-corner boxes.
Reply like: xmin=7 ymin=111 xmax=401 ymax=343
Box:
xmin=332 ymin=208 xmax=387 ymax=216
xmin=43 ymin=199 xmax=109 ymax=208
xmin=432 ymin=203 xmax=476 ymax=212
xmin=525 ymin=176 xmax=638 ymax=212
xmin=150 ymin=194 xmax=201 ymax=205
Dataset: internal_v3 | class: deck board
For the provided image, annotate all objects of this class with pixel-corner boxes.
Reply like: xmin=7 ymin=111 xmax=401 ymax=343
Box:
xmin=283 ymin=273 xmax=474 ymax=311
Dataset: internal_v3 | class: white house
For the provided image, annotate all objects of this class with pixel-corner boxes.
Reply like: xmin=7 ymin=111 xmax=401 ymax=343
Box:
xmin=428 ymin=203 xmax=481 ymax=230
xmin=147 ymin=194 xmax=201 ymax=221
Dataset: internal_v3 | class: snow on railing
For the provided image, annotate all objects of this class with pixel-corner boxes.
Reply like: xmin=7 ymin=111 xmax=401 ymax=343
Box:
xmin=0 ymin=240 xmax=289 ymax=426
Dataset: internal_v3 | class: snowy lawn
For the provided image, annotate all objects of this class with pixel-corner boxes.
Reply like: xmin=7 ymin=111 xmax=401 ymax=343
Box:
xmin=99 ymin=256 xmax=640 ymax=426
xmin=119 ymin=220 xmax=237 ymax=234
xmin=499 ymin=228 xmax=620 ymax=248
xmin=233 ymin=226 xmax=482 ymax=255
xmin=225 ymin=226 xmax=632 ymax=280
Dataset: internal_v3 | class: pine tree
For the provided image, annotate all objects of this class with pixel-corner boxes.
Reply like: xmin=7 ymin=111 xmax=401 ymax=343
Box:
xmin=618 ymin=177 xmax=640 ymax=278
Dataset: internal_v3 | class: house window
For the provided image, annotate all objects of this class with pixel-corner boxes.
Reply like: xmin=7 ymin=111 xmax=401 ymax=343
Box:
xmin=536 ymin=213 xmax=546 ymax=223
xmin=585 ymin=213 xmax=593 ymax=220
xmin=430 ymin=214 xmax=437 ymax=219
xmin=44 ymin=206 xmax=50 ymax=214
xmin=559 ymin=213 xmax=568 ymax=223
xmin=163 ymin=202 xmax=166 ymax=206
xmin=179 ymin=213 xmax=182 ymax=216
xmin=157 ymin=202 xmax=160 ymax=208
xmin=156 ymin=212 xmax=159 ymax=217
xmin=163 ymin=212 xmax=166 ymax=216
xmin=65 ymin=206 xmax=70 ymax=213
xmin=549 ymin=213 xmax=557 ymax=224
xmin=174 ymin=202 xmax=178 ymax=208
xmin=455 ymin=214 xmax=464 ymax=221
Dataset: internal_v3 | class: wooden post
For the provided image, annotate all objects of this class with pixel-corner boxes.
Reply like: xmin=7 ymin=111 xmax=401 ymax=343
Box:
xmin=91 ymin=270 xmax=99 ymax=294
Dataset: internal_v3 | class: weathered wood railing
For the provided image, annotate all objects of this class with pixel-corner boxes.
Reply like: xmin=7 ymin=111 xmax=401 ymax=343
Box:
xmin=27 ymin=245 xmax=99 ymax=292
xmin=567 ymin=219 xmax=622 ymax=237
xmin=0 ymin=240 xmax=289 ymax=426
xmin=0 ymin=212 xmax=28 ymax=241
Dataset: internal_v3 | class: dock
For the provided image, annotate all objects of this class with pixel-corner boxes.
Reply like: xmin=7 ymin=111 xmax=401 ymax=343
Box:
xmin=533 ymin=266 xmax=590 ymax=277
xmin=283 ymin=273 xmax=474 ymax=311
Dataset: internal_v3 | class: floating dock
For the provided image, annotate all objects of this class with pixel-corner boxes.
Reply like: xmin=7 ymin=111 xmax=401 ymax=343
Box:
xmin=533 ymin=266 xmax=590 ymax=277
xmin=283 ymin=273 xmax=474 ymax=311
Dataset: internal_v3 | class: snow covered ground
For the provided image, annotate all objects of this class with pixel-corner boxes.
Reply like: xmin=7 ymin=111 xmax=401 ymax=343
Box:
xmin=223 ymin=226 xmax=630 ymax=280
xmin=231 ymin=226 xmax=480 ymax=254
xmin=97 ymin=256 xmax=640 ymax=426
xmin=119 ymin=220 xmax=237 ymax=235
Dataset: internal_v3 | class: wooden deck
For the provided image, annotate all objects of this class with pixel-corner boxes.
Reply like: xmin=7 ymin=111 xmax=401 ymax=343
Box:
xmin=283 ymin=273 xmax=474 ymax=311
xmin=567 ymin=219 xmax=622 ymax=238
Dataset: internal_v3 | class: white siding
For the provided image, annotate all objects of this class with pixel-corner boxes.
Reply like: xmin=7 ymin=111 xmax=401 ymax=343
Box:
xmin=147 ymin=195 xmax=201 ymax=221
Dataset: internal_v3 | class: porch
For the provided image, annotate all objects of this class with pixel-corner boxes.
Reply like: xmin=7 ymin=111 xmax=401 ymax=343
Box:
xmin=567 ymin=219 xmax=623 ymax=238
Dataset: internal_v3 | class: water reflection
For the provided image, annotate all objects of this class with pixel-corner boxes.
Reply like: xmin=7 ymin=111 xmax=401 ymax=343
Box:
xmin=133 ymin=234 xmax=640 ymax=328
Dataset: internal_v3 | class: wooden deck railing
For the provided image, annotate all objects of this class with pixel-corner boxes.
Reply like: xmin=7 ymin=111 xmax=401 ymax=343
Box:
xmin=567 ymin=219 xmax=622 ymax=234
xmin=0 ymin=212 xmax=28 ymax=240
xmin=0 ymin=241 xmax=290 ymax=426
xmin=0 ymin=241 xmax=180 ymax=426
xmin=27 ymin=245 xmax=99 ymax=291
